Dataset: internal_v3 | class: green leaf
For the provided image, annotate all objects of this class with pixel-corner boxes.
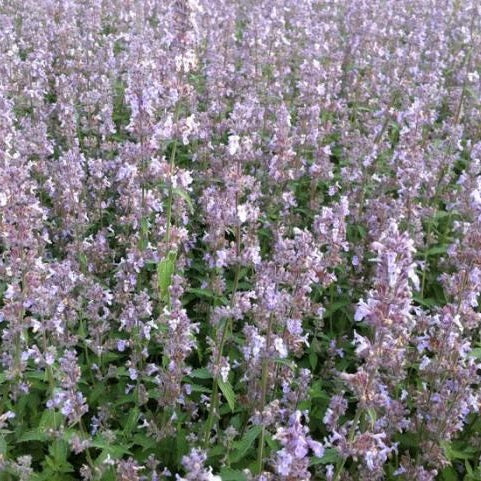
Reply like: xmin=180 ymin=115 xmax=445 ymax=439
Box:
xmin=186 ymin=287 xmax=215 ymax=298
xmin=26 ymin=371 xmax=48 ymax=381
xmin=395 ymin=431 xmax=420 ymax=448
xmin=49 ymin=439 xmax=69 ymax=463
xmin=173 ymin=187 xmax=195 ymax=214
xmin=423 ymin=245 xmax=448 ymax=256
xmin=220 ymin=468 xmax=247 ymax=481
xmin=208 ymin=445 xmax=226 ymax=457
xmin=189 ymin=368 xmax=213 ymax=379
xmin=122 ymin=407 xmax=140 ymax=436
xmin=325 ymin=300 xmax=350 ymax=315
xmin=157 ymin=250 xmax=177 ymax=302
xmin=176 ymin=430 xmax=189 ymax=460
xmin=309 ymin=383 xmax=329 ymax=400
xmin=99 ymin=468 xmax=117 ymax=481
xmin=132 ymin=433 xmax=157 ymax=449
xmin=272 ymin=358 xmax=295 ymax=368
xmin=218 ymin=379 xmax=235 ymax=412
xmin=441 ymin=466 xmax=458 ymax=481
xmin=357 ymin=225 xmax=367 ymax=238
xmin=91 ymin=436 xmax=132 ymax=458
xmin=39 ymin=410 xmax=64 ymax=430
xmin=466 ymin=86 xmax=478 ymax=99
xmin=189 ymin=384 xmax=212 ymax=393
xmin=469 ymin=347 xmax=481 ymax=360
xmin=17 ymin=430 xmax=50 ymax=443
xmin=309 ymin=351 xmax=318 ymax=370
xmin=229 ymin=425 xmax=263 ymax=464
xmin=139 ymin=217 xmax=149 ymax=250
xmin=413 ymin=295 xmax=437 ymax=307
xmin=441 ymin=441 xmax=477 ymax=461
xmin=88 ymin=382 xmax=108 ymax=404
xmin=310 ymin=448 xmax=341 ymax=465
xmin=78 ymin=252 xmax=89 ymax=272
xmin=432 ymin=210 xmax=455 ymax=220
xmin=366 ymin=407 xmax=377 ymax=429
xmin=265 ymin=433 xmax=279 ymax=451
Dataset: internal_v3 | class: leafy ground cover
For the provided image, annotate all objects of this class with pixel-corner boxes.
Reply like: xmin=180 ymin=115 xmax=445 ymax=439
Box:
xmin=1 ymin=1 xmax=481 ymax=480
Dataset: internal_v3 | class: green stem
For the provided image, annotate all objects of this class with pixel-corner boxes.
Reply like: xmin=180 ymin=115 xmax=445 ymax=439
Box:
xmin=79 ymin=419 xmax=95 ymax=469
xmin=454 ymin=47 xmax=473 ymax=125
xmin=164 ymin=101 xmax=182 ymax=244
xmin=203 ymin=264 xmax=240 ymax=447
xmin=420 ymin=221 xmax=432 ymax=300
xmin=256 ymin=316 xmax=273 ymax=474
xmin=333 ymin=408 xmax=362 ymax=481
xmin=165 ymin=139 xmax=178 ymax=244
xmin=204 ymin=167 xmax=242 ymax=446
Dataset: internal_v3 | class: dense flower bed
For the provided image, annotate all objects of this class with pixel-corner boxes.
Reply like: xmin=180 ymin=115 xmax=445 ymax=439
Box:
xmin=1 ymin=1 xmax=481 ymax=480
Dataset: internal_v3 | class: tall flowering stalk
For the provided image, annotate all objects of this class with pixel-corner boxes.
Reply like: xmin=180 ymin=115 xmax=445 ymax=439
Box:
xmin=332 ymin=221 xmax=418 ymax=480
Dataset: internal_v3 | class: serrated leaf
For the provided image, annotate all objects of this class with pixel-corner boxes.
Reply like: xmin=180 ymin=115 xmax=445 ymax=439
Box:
xmin=91 ymin=436 xmax=132 ymax=458
xmin=157 ymin=250 xmax=177 ymax=302
xmin=189 ymin=368 xmax=213 ymax=379
xmin=49 ymin=439 xmax=69 ymax=463
xmin=16 ymin=430 xmax=50 ymax=443
xmin=88 ymin=383 xmax=107 ymax=404
xmin=272 ymin=358 xmax=295 ymax=368
xmin=39 ymin=410 xmax=64 ymax=430
xmin=218 ymin=379 xmax=235 ymax=412
xmin=26 ymin=371 xmax=48 ymax=381
xmin=229 ymin=425 xmax=263 ymax=464
xmin=441 ymin=441 xmax=477 ymax=461
xmin=309 ymin=387 xmax=329 ymax=400
xmin=189 ymin=384 xmax=212 ymax=393
xmin=132 ymin=433 xmax=157 ymax=449
xmin=186 ymin=287 xmax=215 ymax=298
xmin=122 ymin=407 xmax=140 ymax=436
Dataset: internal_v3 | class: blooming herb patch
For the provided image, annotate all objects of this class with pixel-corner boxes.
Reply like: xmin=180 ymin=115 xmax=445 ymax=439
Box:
xmin=1 ymin=1 xmax=481 ymax=480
